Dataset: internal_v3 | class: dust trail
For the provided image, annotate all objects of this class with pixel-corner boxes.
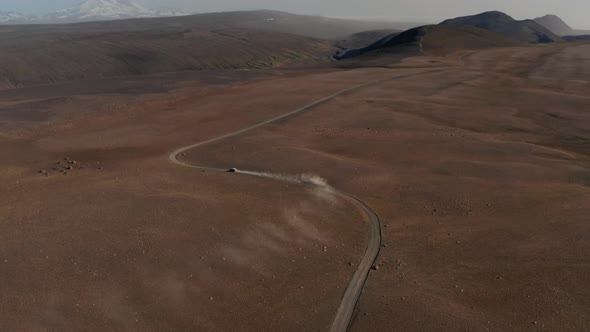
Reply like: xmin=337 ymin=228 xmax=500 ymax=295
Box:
xmin=236 ymin=170 xmax=341 ymax=207
xmin=236 ymin=170 xmax=332 ymax=190
xmin=236 ymin=169 xmax=381 ymax=332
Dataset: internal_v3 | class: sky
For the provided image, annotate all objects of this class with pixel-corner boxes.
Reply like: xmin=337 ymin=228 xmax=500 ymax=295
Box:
xmin=1 ymin=0 xmax=589 ymax=29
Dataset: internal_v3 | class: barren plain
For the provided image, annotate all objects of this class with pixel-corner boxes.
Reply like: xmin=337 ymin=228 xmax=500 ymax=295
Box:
xmin=1 ymin=40 xmax=589 ymax=331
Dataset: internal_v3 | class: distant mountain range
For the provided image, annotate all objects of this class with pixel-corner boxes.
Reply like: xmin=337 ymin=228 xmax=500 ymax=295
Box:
xmin=2 ymin=2 xmax=589 ymax=41
xmin=0 ymin=0 xmax=189 ymax=24
xmin=336 ymin=10 xmax=585 ymax=61
xmin=1 ymin=8 xmax=589 ymax=87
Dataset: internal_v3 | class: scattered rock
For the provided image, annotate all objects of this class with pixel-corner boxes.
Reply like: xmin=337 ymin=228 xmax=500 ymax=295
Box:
xmin=371 ymin=265 xmax=379 ymax=270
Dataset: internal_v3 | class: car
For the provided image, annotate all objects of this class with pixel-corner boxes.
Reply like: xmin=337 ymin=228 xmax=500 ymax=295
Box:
xmin=227 ymin=168 xmax=238 ymax=173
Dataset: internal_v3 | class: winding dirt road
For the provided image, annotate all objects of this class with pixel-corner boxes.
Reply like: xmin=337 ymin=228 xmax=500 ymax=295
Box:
xmin=168 ymin=69 xmax=447 ymax=330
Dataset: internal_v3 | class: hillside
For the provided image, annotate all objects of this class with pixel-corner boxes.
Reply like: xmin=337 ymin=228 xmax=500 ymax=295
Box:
xmin=440 ymin=11 xmax=561 ymax=43
xmin=533 ymin=14 xmax=575 ymax=36
xmin=335 ymin=29 xmax=400 ymax=56
xmin=0 ymin=11 xmax=358 ymax=87
xmin=197 ymin=10 xmax=412 ymax=40
xmin=0 ymin=10 xmax=420 ymax=87
xmin=336 ymin=25 xmax=518 ymax=60
xmin=0 ymin=8 xmax=413 ymax=40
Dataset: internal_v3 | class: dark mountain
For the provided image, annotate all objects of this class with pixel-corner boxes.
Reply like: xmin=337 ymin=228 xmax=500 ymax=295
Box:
xmin=533 ymin=14 xmax=575 ymax=36
xmin=336 ymin=24 xmax=518 ymax=60
xmin=440 ymin=11 xmax=562 ymax=43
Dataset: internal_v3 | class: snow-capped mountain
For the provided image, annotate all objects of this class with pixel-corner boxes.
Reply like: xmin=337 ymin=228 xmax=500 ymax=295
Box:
xmin=0 ymin=10 xmax=30 ymax=24
xmin=153 ymin=8 xmax=189 ymax=18
xmin=0 ymin=0 xmax=190 ymax=25
xmin=44 ymin=0 xmax=154 ymax=22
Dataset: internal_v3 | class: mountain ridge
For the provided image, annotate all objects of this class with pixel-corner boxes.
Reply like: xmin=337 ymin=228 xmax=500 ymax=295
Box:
xmin=336 ymin=24 xmax=518 ymax=60
xmin=440 ymin=11 xmax=562 ymax=43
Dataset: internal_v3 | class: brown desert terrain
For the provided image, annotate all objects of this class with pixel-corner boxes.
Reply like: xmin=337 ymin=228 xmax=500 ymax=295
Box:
xmin=0 ymin=13 xmax=589 ymax=331
xmin=0 ymin=10 xmax=413 ymax=88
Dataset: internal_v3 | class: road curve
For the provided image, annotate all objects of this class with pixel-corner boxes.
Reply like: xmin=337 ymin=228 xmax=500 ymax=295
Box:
xmin=169 ymin=70 xmax=446 ymax=331
xmin=328 ymin=191 xmax=381 ymax=332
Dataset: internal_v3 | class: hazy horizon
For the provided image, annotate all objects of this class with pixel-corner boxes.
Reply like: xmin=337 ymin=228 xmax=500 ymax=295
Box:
xmin=1 ymin=0 xmax=590 ymax=29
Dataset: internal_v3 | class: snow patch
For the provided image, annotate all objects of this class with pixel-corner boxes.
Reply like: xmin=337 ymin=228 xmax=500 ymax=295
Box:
xmin=0 ymin=0 xmax=190 ymax=24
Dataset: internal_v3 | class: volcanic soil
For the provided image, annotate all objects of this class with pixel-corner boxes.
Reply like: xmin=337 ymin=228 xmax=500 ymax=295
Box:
xmin=1 ymin=42 xmax=590 ymax=331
